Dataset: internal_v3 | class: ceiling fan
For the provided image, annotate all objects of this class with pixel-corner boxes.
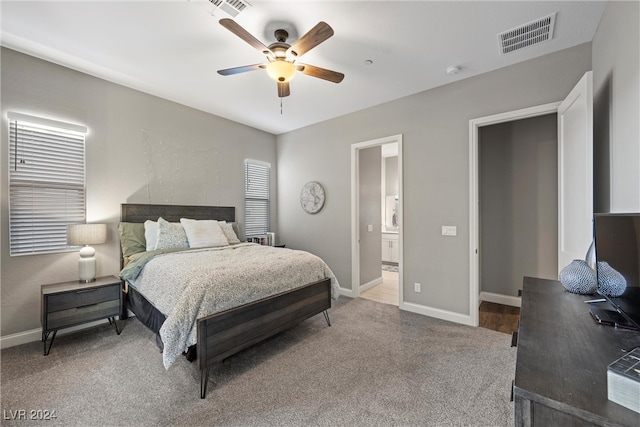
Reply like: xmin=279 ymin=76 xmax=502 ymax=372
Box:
xmin=217 ymin=18 xmax=344 ymax=98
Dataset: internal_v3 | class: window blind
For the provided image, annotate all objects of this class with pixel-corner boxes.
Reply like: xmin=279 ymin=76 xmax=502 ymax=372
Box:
xmin=244 ymin=161 xmax=270 ymax=238
xmin=8 ymin=113 xmax=87 ymax=255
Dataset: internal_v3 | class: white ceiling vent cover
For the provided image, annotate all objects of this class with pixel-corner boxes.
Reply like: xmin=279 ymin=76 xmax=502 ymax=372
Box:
xmin=498 ymin=13 xmax=556 ymax=55
xmin=208 ymin=0 xmax=251 ymax=18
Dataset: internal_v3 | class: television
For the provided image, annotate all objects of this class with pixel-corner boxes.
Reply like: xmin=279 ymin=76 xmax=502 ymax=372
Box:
xmin=593 ymin=213 xmax=640 ymax=330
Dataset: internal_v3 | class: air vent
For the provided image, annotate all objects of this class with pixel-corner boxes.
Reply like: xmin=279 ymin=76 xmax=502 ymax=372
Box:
xmin=498 ymin=13 xmax=556 ymax=55
xmin=208 ymin=0 xmax=250 ymax=17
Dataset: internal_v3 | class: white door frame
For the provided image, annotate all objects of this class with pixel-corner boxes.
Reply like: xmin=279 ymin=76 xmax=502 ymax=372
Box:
xmin=351 ymin=134 xmax=403 ymax=302
xmin=469 ymin=102 xmax=560 ymax=325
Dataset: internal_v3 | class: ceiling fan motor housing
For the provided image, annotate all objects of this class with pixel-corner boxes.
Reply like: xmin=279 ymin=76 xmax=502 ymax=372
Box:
xmin=274 ymin=29 xmax=289 ymax=43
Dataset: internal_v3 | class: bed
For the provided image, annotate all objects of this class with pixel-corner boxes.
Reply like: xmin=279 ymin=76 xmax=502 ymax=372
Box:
xmin=118 ymin=203 xmax=339 ymax=398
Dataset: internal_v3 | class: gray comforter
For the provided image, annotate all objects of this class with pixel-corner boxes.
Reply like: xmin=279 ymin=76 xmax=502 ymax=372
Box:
xmin=121 ymin=243 xmax=340 ymax=368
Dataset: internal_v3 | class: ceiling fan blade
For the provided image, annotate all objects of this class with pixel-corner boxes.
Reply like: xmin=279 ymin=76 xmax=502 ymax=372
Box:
xmin=219 ymin=18 xmax=273 ymax=58
xmin=277 ymin=82 xmax=290 ymax=98
xmin=286 ymin=21 xmax=334 ymax=59
xmin=217 ymin=64 xmax=265 ymax=76
xmin=296 ymin=63 xmax=344 ymax=83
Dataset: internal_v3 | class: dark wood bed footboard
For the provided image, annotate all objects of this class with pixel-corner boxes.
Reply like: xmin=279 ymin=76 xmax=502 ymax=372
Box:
xmin=197 ymin=278 xmax=332 ymax=398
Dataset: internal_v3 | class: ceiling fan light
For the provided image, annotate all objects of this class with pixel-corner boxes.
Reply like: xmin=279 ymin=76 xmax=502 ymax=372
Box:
xmin=266 ymin=60 xmax=296 ymax=82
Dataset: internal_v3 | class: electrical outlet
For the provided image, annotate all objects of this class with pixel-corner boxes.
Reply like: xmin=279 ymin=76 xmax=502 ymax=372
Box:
xmin=414 ymin=282 xmax=421 ymax=293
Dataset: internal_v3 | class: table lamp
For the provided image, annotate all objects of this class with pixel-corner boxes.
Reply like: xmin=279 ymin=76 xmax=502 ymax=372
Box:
xmin=67 ymin=223 xmax=107 ymax=283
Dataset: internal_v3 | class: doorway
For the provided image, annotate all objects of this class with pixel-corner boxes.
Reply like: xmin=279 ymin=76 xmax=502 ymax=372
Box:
xmin=469 ymin=102 xmax=561 ymax=325
xmin=479 ymin=113 xmax=559 ymax=303
xmin=351 ymin=134 xmax=403 ymax=305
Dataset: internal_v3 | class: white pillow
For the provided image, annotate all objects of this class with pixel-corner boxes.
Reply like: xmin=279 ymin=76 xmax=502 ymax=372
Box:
xmin=144 ymin=220 xmax=158 ymax=251
xmin=156 ymin=217 xmax=189 ymax=250
xmin=180 ymin=218 xmax=229 ymax=248
xmin=217 ymin=221 xmax=241 ymax=245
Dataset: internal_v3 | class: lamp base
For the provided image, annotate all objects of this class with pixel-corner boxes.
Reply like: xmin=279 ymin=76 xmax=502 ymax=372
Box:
xmin=78 ymin=246 xmax=96 ymax=283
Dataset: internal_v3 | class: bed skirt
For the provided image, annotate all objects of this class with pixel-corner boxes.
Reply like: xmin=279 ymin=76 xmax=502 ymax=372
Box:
xmin=125 ymin=284 xmax=167 ymax=351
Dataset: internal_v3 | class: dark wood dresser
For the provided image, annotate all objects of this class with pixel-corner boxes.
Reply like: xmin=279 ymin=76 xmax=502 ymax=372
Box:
xmin=514 ymin=276 xmax=640 ymax=426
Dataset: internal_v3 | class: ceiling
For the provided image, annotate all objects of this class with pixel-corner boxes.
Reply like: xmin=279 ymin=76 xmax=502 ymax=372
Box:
xmin=1 ymin=1 xmax=607 ymax=135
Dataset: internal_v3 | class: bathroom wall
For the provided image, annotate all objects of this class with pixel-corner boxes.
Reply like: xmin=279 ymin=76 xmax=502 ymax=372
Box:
xmin=359 ymin=146 xmax=382 ymax=285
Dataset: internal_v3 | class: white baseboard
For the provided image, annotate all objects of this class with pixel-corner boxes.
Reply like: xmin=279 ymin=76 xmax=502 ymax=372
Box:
xmin=0 ymin=313 xmax=135 ymax=350
xmin=359 ymin=276 xmax=383 ymax=293
xmin=339 ymin=286 xmax=355 ymax=298
xmin=0 ymin=328 xmax=42 ymax=349
xmin=400 ymin=301 xmax=476 ymax=326
xmin=480 ymin=291 xmax=521 ymax=308
xmin=338 ymin=277 xmax=383 ymax=299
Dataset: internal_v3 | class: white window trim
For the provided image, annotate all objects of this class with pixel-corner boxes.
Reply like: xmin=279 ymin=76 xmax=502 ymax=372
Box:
xmin=7 ymin=112 xmax=87 ymax=134
xmin=8 ymin=112 xmax=88 ymax=256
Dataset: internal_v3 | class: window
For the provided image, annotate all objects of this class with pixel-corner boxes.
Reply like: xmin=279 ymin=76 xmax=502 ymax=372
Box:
xmin=8 ymin=112 xmax=87 ymax=255
xmin=244 ymin=160 xmax=270 ymax=238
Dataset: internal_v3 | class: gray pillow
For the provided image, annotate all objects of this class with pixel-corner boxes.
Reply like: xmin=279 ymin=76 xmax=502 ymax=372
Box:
xmin=155 ymin=217 xmax=188 ymax=250
xmin=219 ymin=221 xmax=241 ymax=244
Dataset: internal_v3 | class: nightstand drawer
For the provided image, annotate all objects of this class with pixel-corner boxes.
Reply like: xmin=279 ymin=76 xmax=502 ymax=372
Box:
xmin=41 ymin=276 xmax=123 ymax=355
xmin=46 ymin=283 xmax=120 ymax=313
xmin=46 ymin=299 xmax=121 ymax=330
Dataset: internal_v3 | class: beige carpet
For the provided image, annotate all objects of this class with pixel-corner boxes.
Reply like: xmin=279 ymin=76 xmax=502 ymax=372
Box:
xmin=1 ymin=297 xmax=515 ymax=426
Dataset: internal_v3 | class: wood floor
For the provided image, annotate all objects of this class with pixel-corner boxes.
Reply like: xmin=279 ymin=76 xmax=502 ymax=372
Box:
xmin=478 ymin=301 xmax=520 ymax=334
xmin=360 ymin=270 xmax=520 ymax=335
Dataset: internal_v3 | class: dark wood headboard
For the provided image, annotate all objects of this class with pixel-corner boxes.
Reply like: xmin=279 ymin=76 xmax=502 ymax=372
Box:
xmin=120 ymin=203 xmax=235 ymax=223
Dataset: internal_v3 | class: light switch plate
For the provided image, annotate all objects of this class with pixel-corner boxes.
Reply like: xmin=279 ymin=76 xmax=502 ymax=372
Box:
xmin=442 ymin=226 xmax=457 ymax=236
xmin=367 ymin=224 xmax=373 ymax=232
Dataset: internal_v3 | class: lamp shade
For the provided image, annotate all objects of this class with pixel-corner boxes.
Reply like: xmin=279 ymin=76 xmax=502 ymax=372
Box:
xmin=67 ymin=223 xmax=107 ymax=246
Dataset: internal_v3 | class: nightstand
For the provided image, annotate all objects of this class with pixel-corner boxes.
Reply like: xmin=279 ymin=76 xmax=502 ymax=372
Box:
xmin=41 ymin=275 xmax=123 ymax=355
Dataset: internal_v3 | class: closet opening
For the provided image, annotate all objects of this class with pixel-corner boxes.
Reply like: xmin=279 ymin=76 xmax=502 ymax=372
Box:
xmin=469 ymin=101 xmax=561 ymax=326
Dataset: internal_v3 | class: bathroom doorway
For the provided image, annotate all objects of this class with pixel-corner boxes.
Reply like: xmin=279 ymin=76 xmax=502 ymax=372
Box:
xmin=362 ymin=144 xmax=399 ymax=305
xmin=351 ymin=134 xmax=403 ymax=307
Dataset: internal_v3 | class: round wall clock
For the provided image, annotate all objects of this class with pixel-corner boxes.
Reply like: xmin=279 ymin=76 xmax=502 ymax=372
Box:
xmin=300 ymin=181 xmax=325 ymax=214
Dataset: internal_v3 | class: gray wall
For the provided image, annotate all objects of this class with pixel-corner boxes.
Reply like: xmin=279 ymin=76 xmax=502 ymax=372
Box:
xmin=385 ymin=156 xmax=398 ymax=197
xmin=479 ymin=114 xmax=558 ymax=297
xmin=592 ymin=0 xmax=640 ymax=213
xmin=358 ymin=146 xmax=382 ymax=285
xmin=277 ymin=42 xmax=592 ymax=317
xmin=0 ymin=47 xmax=276 ymax=337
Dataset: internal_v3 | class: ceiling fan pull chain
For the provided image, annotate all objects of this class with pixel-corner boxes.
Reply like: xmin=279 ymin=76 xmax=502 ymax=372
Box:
xmin=280 ymin=98 xmax=283 ymax=115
